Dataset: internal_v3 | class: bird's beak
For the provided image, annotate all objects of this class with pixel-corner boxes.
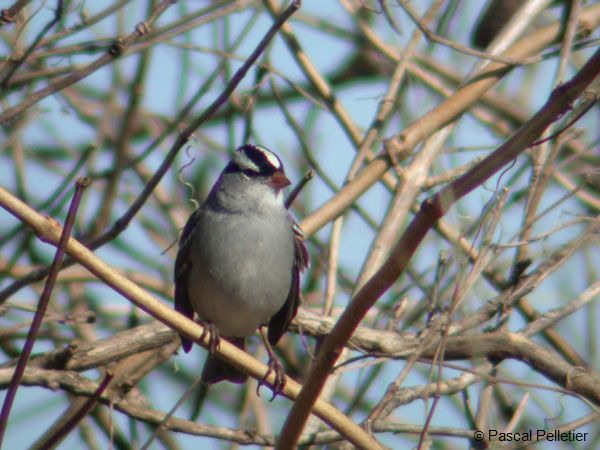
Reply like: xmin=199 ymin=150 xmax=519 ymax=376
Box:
xmin=269 ymin=171 xmax=291 ymax=190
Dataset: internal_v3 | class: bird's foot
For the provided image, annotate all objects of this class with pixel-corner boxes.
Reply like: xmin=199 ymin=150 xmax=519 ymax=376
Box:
xmin=257 ymin=352 xmax=286 ymax=401
xmin=199 ymin=321 xmax=220 ymax=354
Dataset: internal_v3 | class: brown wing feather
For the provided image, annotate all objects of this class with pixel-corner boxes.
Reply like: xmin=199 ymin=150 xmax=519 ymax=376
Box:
xmin=268 ymin=221 xmax=309 ymax=346
xmin=174 ymin=209 xmax=200 ymax=353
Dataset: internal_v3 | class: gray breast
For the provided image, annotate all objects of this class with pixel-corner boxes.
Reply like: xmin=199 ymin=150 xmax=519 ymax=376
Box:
xmin=187 ymin=207 xmax=294 ymax=337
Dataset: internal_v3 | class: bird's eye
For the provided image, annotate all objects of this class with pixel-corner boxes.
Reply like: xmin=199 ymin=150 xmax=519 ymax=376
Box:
xmin=242 ymin=169 xmax=256 ymax=178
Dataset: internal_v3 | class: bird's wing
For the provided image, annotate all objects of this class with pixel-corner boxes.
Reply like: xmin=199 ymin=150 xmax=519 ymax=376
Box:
xmin=268 ymin=220 xmax=309 ymax=346
xmin=174 ymin=209 xmax=200 ymax=353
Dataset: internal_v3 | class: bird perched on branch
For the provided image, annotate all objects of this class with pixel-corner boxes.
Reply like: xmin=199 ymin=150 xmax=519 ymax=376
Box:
xmin=174 ymin=144 xmax=308 ymax=396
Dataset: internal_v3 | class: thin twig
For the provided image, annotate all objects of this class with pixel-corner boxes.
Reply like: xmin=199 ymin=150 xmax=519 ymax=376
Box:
xmin=0 ymin=176 xmax=89 ymax=445
xmin=0 ymin=0 xmax=32 ymax=25
xmin=0 ymin=0 xmax=175 ymax=124
xmin=39 ymin=370 xmax=114 ymax=450
xmin=0 ymin=0 xmax=64 ymax=90
xmin=285 ymin=170 xmax=314 ymax=209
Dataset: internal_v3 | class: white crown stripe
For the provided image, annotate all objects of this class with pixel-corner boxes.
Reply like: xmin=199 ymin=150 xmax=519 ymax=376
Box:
xmin=236 ymin=151 xmax=260 ymax=171
xmin=254 ymin=145 xmax=281 ymax=169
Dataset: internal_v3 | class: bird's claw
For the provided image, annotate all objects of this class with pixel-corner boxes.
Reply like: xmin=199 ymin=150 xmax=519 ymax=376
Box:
xmin=199 ymin=321 xmax=220 ymax=353
xmin=256 ymin=355 xmax=286 ymax=401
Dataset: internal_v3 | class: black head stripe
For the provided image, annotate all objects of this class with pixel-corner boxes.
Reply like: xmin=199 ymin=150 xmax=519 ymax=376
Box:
xmin=240 ymin=144 xmax=282 ymax=176
xmin=223 ymin=160 xmax=243 ymax=174
xmin=225 ymin=144 xmax=284 ymax=177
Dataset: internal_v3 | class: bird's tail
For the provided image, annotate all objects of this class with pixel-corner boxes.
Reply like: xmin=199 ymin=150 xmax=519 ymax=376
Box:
xmin=201 ymin=337 xmax=248 ymax=384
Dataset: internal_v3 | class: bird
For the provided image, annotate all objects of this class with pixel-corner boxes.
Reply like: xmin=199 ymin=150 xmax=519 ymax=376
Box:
xmin=174 ymin=144 xmax=308 ymax=395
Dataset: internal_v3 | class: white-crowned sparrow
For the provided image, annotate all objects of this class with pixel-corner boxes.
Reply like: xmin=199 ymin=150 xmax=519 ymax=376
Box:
xmin=174 ymin=144 xmax=308 ymax=393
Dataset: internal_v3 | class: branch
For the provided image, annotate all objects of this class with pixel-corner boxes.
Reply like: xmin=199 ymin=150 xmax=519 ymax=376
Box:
xmin=276 ymin=47 xmax=600 ymax=449
xmin=0 ymin=177 xmax=89 ymax=445
xmin=0 ymin=0 xmax=175 ymax=124
xmin=299 ymin=3 xmax=600 ymax=238
xmin=0 ymin=184 xmax=380 ymax=449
